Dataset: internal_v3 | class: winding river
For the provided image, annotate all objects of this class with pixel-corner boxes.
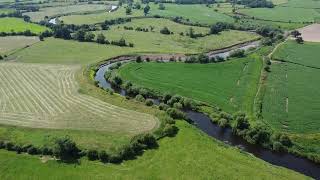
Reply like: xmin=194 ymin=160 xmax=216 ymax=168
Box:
xmin=95 ymin=42 xmax=320 ymax=179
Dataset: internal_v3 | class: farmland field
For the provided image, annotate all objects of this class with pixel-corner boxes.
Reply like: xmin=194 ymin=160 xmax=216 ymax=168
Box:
xmin=239 ymin=7 xmax=320 ymax=23
xmin=0 ymin=36 xmax=39 ymax=54
xmin=0 ymin=62 xmax=157 ymax=133
xmin=0 ymin=8 xmax=14 ymax=14
xmin=118 ymin=55 xmax=262 ymax=114
xmin=279 ymin=0 xmax=320 ymax=8
xmin=0 ymin=17 xmax=48 ymax=34
xmin=0 ymin=121 xmax=307 ymax=180
xmin=24 ymin=4 xmax=109 ymax=22
xmin=9 ymin=27 xmax=259 ymax=64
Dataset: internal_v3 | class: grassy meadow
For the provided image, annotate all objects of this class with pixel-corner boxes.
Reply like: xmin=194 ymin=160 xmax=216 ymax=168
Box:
xmin=60 ymin=3 xmax=234 ymax=25
xmin=0 ymin=17 xmax=48 ymax=34
xmin=0 ymin=121 xmax=308 ymax=180
xmin=24 ymin=4 xmax=109 ymax=22
xmin=118 ymin=54 xmax=262 ymax=114
xmin=0 ymin=36 xmax=39 ymax=55
xmin=239 ymin=7 xmax=320 ymax=23
xmin=9 ymin=25 xmax=259 ymax=64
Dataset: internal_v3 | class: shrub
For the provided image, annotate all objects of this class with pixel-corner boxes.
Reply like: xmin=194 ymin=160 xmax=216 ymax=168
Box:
xmin=173 ymin=102 xmax=183 ymax=109
xmin=98 ymin=150 xmax=109 ymax=162
xmin=109 ymin=154 xmax=122 ymax=163
xmin=279 ymin=134 xmax=293 ymax=147
xmin=132 ymin=134 xmax=157 ymax=148
xmin=229 ymin=49 xmax=245 ymax=58
xmin=136 ymin=56 xmax=142 ymax=63
xmin=145 ymin=99 xmax=154 ymax=106
xmin=0 ymin=141 xmax=4 ymax=149
xmin=218 ymin=118 xmax=228 ymax=128
xmin=53 ymin=137 xmax=80 ymax=161
xmin=166 ymin=108 xmax=186 ymax=119
xmin=41 ymin=146 xmax=53 ymax=155
xmin=27 ymin=146 xmax=39 ymax=155
xmin=272 ymin=141 xmax=286 ymax=152
xmin=87 ymin=150 xmax=99 ymax=160
xmin=233 ymin=112 xmax=250 ymax=132
xmin=5 ymin=142 xmax=14 ymax=151
xmin=246 ymin=124 xmax=272 ymax=145
xmin=0 ymin=55 xmax=3 ymax=60
xmin=135 ymin=94 xmax=145 ymax=102
xmin=163 ymin=124 xmax=178 ymax=137
xmin=159 ymin=103 xmax=169 ymax=110
xmin=160 ymin=27 xmax=171 ymax=35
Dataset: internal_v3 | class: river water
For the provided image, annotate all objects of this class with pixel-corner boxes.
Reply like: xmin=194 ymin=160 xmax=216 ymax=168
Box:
xmin=94 ymin=43 xmax=320 ymax=179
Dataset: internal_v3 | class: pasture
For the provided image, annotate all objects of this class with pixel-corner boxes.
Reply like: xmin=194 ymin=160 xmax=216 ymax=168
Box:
xmin=9 ymin=27 xmax=259 ymax=64
xmin=0 ymin=8 xmax=14 ymax=14
xmin=60 ymin=6 xmax=143 ymax=25
xmin=23 ymin=4 xmax=109 ymax=22
xmin=0 ymin=62 xmax=157 ymax=133
xmin=118 ymin=55 xmax=262 ymax=114
xmin=279 ymin=0 xmax=320 ymax=9
xmin=0 ymin=17 xmax=48 ymax=34
xmin=239 ymin=7 xmax=320 ymax=23
xmin=0 ymin=121 xmax=307 ymax=179
xmin=0 ymin=36 xmax=39 ymax=54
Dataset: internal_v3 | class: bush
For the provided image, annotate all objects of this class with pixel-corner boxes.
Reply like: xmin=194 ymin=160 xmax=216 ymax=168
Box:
xmin=0 ymin=55 xmax=3 ymax=60
xmin=5 ymin=142 xmax=14 ymax=151
xmin=145 ymin=99 xmax=154 ymax=106
xmin=272 ymin=141 xmax=286 ymax=152
xmin=87 ymin=150 xmax=99 ymax=160
xmin=246 ymin=124 xmax=272 ymax=145
xmin=159 ymin=103 xmax=169 ymax=110
xmin=218 ymin=118 xmax=228 ymax=128
xmin=98 ymin=150 xmax=109 ymax=162
xmin=136 ymin=56 xmax=142 ymax=63
xmin=135 ymin=94 xmax=145 ymax=102
xmin=160 ymin=27 xmax=171 ymax=35
xmin=27 ymin=146 xmax=39 ymax=155
xmin=229 ymin=49 xmax=245 ymax=58
xmin=166 ymin=108 xmax=186 ymax=119
xmin=53 ymin=137 xmax=80 ymax=161
xmin=233 ymin=113 xmax=250 ymax=132
xmin=173 ymin=102 xmax=183 ymax=109
xmin=163 ymin=124 xmax=178 ymax=137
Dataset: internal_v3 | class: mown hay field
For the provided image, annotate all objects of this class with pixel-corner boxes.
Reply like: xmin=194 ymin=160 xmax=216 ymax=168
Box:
xmin=0 ymin=36 xmax=39 ymax=54
xmin=118 ymin=54 xmax=262 ymax=114
xmin=0 ymin=62 xmax=157 ymax=133
xmin=0 ymin=17 xmax=49 ymax=34
xmin=23 ymin=4 xmax=109 ymax=22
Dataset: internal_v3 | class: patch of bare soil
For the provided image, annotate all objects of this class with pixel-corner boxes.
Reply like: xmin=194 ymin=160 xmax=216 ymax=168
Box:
xmin=298 ymin=24 xmax=320 ymax=42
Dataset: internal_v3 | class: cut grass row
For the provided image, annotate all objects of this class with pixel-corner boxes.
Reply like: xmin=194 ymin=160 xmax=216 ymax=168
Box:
xmin=0 ymin=36 xmax=39 ymax=55
xmin=0 ymin=17 xmax=48 ymax=34
xmin=118 ymin=54 xmax=262 ymax=115
xmin=0 ymin=121 xmax=308 ymax=180
xmin=0 ymin=62 xmax=158 ymax=151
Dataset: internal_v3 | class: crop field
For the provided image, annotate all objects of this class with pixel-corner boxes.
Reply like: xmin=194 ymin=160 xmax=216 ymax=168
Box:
xmin=118 ymin=55 xmax=262 ymax=114
xmin=60 ymin=6 xmax=143 ymax=25
xmin=297 ymin=24 xmax=320 ymax=42
xmin=0 ymin=17 xmax=48 ymax=34
xmin=0 ymin=62 xmax=157 ymax=133
xmin=0 ymin=121 xmax=307 ymax=180
xmin=239 ymin=7 xmax=320 ymax=23
xmin=24 ymin=4 xmax=109 ymax=22
xmin=9 ymin=28 xmax=259 ymax=64
xmin=0 ymin=36 xmax=39 ymax=55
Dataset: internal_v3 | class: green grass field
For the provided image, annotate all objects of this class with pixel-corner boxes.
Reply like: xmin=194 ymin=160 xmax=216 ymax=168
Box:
xmin=118 ymin=54 xmax=262 ymax=114
xmin=24 ymin=4 xmax=109 ymax=22
xmin=272 ymin=40 xmax=320 ymax=68
xmin=279 ymin=0 xmax=320 ymax=8
xmin=9 ymin=25 xmax=258 ymax=64
xmin=60 ymin=6 xmax=144 ymax=25
xmin=0 ymin=8 xmax=14 ymax=14
xmin=60 ymin=4 xmax=234 ymax=25
xmin=0 ymin=36 xmax=39 ymax=54
xmin=0 ymin=121 xmax=308 ymax=180
xmin=0 ymin=17 xmax=48 ymax=34
xmin=263 ymin=41 xmax=320 ymax=134
xmin=239 ymin=7 xmax=320 ymax=23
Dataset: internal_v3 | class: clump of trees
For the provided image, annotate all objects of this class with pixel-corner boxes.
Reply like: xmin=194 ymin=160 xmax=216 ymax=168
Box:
xmin=229 ymin=49 xmax=245 ymax=58
xmin=185 ymin=53 xmax=225 ymax=64
xmin=210 ymin=22 xmax=234 ymax=34
xmin=291 ymin=30 xmax=304 ymax=44
xmin=160 ymin=26 xmax=171 ymax=35
xmin=0 ymin=29 xmax=37 ymax=37
xmin=236 ymin=0 xmax=274 ymax=8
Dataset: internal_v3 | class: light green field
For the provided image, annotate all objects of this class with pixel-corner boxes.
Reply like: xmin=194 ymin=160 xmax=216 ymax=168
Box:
xmin=60 ymin=4 xmax=234 ymax=25
xmin=239 ymin=6 xmax=320 ymax=23
xmin=280 ymin=0 xmax=320 ymax=8
xmin=271 ymin=0 xmax=288 ymax=5
xmin=149 ymin=4 xmax=235 ymax=25
xmin=118 ymin=54 xmax=262 ymax=114
xmin=238 ymin=18 xmax=305 ymax=30
xmin=60 ymin=6 xmax=144 ymax=25
xmin=9 ymin=26 xmax=259 ymax=64
xmin=0 ymin=8 xmax=14 ymax=14
xmin=23 ymin=4 xmax=109 ymax=22
xmin=272 ymin=40 xmax=320 ymax=68
xmin=0 ymin=121 xmax=308 ymax=180
xmin=0 ymin=17 xmax=48 ymax=34
xmin=0 ymin=62 xmax=157 ymax=135
xmin=0 ymin=36 xmax=39 ymax=54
